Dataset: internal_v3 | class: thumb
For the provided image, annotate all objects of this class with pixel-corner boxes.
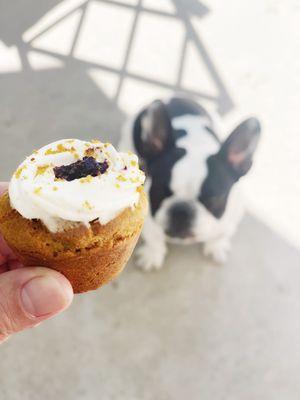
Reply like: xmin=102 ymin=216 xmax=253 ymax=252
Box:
xmin=0 ymin=267 xmax=73 ymax=342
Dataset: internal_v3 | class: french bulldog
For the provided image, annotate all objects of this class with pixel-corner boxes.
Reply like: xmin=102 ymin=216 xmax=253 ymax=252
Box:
xmin=119 ymin=96 xmax=261 ymax=270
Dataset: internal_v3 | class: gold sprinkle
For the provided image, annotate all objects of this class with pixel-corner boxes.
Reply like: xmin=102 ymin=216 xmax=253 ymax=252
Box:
xmin=45 ymin=144 xmax=65 ymax=155
xmin=91 ymin=139 xmax=101 ymax=144
xmin=33 ymin=150 xmax=38 ymax=154
xmin=80 ymin=176 xmax=93 ymax=183
xmin=117 ymin=175 xmax=126 ymax=182
xmin=45 ymin=144 xmax=76 ymax=155
xmin=53 ymin=186 xmax=58 ymax=191
xmin=66 ymin=139 xmax=75 ymax=143
xmin=15 ymin=165 xmax=27 ymax=179
xmin=54 ymin=177 xmax=63 ymax=182
xmin=34 ymin=187 xmax=42 ymax=195
xmin=130 ymin=160 xmax=137 ymax=167
xmin=74 ymin=153 xmax=80 ymax=159
xmin=35 ymin=164 xmax=50 ymax=177
xmin=115 ymin=183 xmax=121 ymax=189
xmin=83 ymin=200 xmax=93 ymax=210
xmin=104 ymin=143 xmax=110 ymax=148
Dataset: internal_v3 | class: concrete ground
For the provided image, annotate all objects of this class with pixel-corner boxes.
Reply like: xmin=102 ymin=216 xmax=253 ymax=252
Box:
xmin=0 ymin=1 xmax=300 ymax=399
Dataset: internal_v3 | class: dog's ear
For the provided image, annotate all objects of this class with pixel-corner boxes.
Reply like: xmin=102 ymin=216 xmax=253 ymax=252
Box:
xmin=220 ymin=117 xmax=261 ymax=178
xmin=136 ymin=100 xmax=173 ymax=159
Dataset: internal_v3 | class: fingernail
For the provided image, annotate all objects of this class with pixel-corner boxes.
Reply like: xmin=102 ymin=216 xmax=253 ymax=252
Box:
xmin=21 ymin=276 xmax=73 ymax=317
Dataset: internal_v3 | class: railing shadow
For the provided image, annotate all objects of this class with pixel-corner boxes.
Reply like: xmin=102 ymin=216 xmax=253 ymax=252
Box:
xmin=0 ymin=0 xmax=234 ymax=117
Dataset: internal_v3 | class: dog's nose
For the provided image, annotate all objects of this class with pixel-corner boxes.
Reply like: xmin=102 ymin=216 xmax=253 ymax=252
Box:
xmin=166 ymin=201 xmax=195 ymax=239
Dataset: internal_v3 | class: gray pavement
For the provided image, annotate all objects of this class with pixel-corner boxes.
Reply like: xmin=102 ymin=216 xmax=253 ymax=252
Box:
xmin=0 ymin=1 xmax=300 ymax=399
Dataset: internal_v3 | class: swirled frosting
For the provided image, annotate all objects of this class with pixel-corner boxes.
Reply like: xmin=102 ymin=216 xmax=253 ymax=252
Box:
xmin=9 ymin=139 xmax=145 ymax=232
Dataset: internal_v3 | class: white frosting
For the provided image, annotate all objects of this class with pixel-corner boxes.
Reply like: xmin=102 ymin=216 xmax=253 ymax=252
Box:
xmin=9 ymin=139 xmax=145 ymax=232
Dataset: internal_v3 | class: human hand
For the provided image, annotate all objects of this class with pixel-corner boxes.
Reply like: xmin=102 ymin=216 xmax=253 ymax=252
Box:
xmin=0 ymin=183 xmax=73 ymax=343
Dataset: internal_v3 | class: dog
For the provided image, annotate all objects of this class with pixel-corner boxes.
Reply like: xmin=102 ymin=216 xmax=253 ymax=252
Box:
xmin=119 ymin=96 xmax=261 ymax=270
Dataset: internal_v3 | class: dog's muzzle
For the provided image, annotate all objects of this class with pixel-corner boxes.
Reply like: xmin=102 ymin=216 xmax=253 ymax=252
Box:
xmin=165 ymin=201 xmax=195 ymax=240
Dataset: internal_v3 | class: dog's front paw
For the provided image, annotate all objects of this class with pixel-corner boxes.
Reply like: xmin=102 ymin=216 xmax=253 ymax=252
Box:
xmin=135 ymin=243 xmax=167 ymax=271
xmin=203 ymin=237 xmax=231 ymax=264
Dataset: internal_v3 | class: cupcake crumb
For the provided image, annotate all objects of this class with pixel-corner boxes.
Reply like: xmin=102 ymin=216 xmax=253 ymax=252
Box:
xmin=84 ymin=147 xmax=95 ymax=157
xmin=84 ymin=146 xmax=102 ymax=158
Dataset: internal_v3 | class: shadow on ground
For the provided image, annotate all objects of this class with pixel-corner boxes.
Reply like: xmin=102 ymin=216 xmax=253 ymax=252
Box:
xmin=0 ymin=0 xmax=233 ymax=178
xmin=0 ymin=0 xmax=234 ymax=172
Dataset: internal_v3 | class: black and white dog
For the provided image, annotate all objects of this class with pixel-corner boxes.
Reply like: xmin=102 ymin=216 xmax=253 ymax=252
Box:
xmin=119 ymin=97 xmax=261 ymax=270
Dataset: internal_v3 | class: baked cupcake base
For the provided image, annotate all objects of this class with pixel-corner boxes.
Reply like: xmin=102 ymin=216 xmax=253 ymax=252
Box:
xmin=0 ymin=190 xmax=147 ymax=293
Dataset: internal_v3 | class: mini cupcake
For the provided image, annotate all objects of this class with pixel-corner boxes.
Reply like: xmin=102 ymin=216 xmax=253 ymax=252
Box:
xmin=0 ymin=139 xmax=147 ymax=293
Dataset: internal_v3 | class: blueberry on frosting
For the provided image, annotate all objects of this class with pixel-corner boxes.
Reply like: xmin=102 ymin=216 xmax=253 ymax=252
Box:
xmin=53 ymin=157 xmax=109 ymax=181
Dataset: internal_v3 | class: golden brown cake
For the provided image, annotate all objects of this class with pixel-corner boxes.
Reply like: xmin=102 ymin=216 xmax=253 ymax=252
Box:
xmin=0 ymin=139 xmax=147 ymax=293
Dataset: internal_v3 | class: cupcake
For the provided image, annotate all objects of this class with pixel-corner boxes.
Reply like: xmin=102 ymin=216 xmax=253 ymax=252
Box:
xmin=0 ymin=139 xmax=147 ymax=293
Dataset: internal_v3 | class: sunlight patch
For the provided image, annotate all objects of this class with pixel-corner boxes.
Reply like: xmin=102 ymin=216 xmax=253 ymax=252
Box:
xmin=116 ymin=0 xmax=139 ymax=5
xmin=88 ymin=68 xmax=120 ymax=99
xmin=181 ymin=41 xmax=218 ymax=95
xmin=118 ymin=77 xmax=172 ymax=114
xmin=0 ymin=41 xmax=22 ymax=73
xmin=74 ymin=1 xmax=135 ymax=69
xmin=127 ymin=13 xmax=185 ymax=85
xmin=142 ymin=0 xmax=176 ymax=14
xmin=27 ymin=51 xmax=64 ymax=70
xmin=23 ymin=0 xmax=87 ymax=43
xmin=30 ymin=9 xmax=82 ymax=56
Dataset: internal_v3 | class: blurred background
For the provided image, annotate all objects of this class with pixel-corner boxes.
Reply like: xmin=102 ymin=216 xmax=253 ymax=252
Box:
xmin=0 ymin=0 xmax=300 ymax=399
